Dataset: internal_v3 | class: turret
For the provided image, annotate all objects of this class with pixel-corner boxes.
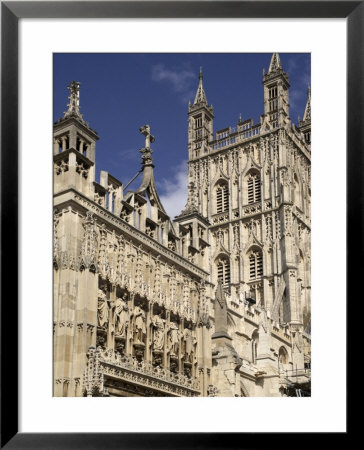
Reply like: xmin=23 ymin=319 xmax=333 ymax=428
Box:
xmin=262 ymin=53 xmax=290 ymax=128
xmin=187 ymin=69 xmax=214 ymax=160
xmin=53 ymin=81 xmax=99 ymax=197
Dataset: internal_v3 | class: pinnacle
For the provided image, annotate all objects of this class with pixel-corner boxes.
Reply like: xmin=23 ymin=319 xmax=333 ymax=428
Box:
xmin=303 ymin=86 xmax=311 ymax=122
xmin=193 ymin=69 xmax=208 ymax=105
xmin=268 ymin=53 xmax=283 ymax=73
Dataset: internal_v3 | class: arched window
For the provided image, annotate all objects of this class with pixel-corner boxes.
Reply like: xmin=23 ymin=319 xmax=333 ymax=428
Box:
xmin=247 ymin=172 xmax=261 ymax=204
xmin=278 ymin=346 xmax=289 ymax=373
xmin=249 ymin=249 xmax=263 ymax=280
xmin=216 ymin=182 xmax=229 ymax=213
xmin=216 ymin=257 xmax=230 ymax=286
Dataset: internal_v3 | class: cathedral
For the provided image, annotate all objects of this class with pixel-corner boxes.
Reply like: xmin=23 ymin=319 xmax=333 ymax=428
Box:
xmin=53 ymin=53 xmax=311 ymax=397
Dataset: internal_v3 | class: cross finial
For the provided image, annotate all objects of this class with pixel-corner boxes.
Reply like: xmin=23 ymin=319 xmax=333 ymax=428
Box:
xmin=199 ymin=67 xmax=203 ymax=80
xmin=64 ymin=81 xmax=82 ymax=119
xmin=139 ymin=124 xmax=155 ymax=148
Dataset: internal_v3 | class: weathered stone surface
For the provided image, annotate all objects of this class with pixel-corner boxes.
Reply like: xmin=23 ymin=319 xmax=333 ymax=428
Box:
xmin=53 ymin=54 xmax=311 ymax=397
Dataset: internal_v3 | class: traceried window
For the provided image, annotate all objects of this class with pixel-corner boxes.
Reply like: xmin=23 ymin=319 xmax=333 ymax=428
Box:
xmin=249 ymin=250 xmax=263 ymax=280
xmin=247 ymin=172 xmax=261 ymax=204
xmin=216 ymin=182 xmax=229 ymax=213
xmin=217 ymin=257 xmax=230 ymax=286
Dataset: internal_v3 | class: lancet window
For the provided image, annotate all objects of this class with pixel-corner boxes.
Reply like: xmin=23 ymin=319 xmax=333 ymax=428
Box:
xmin=247 ymin=172 xmax=261 ymax=204
xmin=217 ymin=257 xmax=230 ymax=286
xmin=249 ymin=249 xmax=263 ymax=280
xmin=216 ymin=182 xmax=229 ymax=213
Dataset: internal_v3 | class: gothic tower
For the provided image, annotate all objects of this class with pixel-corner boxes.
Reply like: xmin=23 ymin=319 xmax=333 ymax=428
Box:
xmin=53 ymin=54 xmax=311 ymax=397
xmin=262 ymin=52 xmax=291 ymax=129
xmin=183 ymin=54 xmax=311 ymax=394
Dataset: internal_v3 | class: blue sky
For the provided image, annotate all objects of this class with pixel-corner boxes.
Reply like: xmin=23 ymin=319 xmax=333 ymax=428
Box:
xmin=53 ymin=53 xmax=310 ymax=218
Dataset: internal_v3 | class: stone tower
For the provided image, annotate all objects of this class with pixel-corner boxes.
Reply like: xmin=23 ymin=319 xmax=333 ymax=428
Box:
xmin=183 ymin=53 xmax=311 ymax=394
xmin=53 ymin=54 xmax=311 ymax=397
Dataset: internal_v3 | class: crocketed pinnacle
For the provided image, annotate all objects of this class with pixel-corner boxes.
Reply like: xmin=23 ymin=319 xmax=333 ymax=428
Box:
xmin=302 ymin=86 xmax=311 ymax=122
xmin=193 ymin=68 xmax=208 ymax=105
xmin=64 ymin=81 xmax=83 ymax=120
xmin=268 ymin=53 xmax=283 ymax=73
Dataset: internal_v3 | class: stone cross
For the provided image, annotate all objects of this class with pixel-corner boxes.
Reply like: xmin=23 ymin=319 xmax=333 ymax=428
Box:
xmin=139 ymin=124 xmax=155 ymax=148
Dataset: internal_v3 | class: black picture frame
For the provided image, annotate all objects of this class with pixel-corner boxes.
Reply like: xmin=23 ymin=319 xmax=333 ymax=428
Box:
xmin=1 ymin=1 xmax=357 ymax=448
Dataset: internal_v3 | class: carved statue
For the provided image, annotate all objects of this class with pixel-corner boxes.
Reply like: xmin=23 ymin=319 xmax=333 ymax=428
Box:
xmin=97 ymin=289 xmax=109 ymax=329
xmin=169 ymin=321 xmax=180 ymax=355
xmin=151 ymin=314 xmax=165 ymax=351
xmin=183 ymin=325 xmax=196 ymax=362
xmin=114 ymin=293 xmax=129 ymax=337
xmin=133 ymin=305 xmax=146 ymax=344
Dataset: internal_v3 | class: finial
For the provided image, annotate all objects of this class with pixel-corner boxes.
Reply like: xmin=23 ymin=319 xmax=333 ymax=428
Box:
xmin=193 ymin=68 xmax=208 ymax=105
xmin=139 ymin=125 xmax=155 ymax=167
xmin=64 ymin=81 xmax=82 ymax=119
xmin=238 ymin=113 xmax=242 ymax=123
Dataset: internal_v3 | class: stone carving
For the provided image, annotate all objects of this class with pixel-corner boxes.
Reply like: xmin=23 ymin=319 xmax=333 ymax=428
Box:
xmin=113 ymin=293 xmax=129 ymax=337
xmin=97 ymin=289 xmax=109 ymax=329
xmin=183 ymin=325 xmax=196 ymax=362
xmin=83 ymin=347 xmax=200 ymax=396
xmin=151 ymin=314 xmax=165 ymax=351
xmin=133 ymin=305 xmax=146 ymax=344
xmin=55 ymin=159 xmax=69 ymax=175
xmin=79 ymin=211 xmax=98 ymax=271
xmin=207 ymin=385 xmax=218 ymax=397
xmin=169 ymin=322 xmax=180 ymax=356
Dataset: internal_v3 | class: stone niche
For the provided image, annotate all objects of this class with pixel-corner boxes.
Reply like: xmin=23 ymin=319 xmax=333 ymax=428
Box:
xmin=132 ymin=297 xmax=148 ymax=361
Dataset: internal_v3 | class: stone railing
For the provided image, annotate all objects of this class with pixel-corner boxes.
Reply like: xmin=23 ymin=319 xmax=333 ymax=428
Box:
xmin=83 ymin=346 xmax=200 ymax=397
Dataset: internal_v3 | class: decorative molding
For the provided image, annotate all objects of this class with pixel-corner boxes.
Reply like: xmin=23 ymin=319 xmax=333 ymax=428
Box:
xmin=83 ymin=347 xmax=200 ymax=397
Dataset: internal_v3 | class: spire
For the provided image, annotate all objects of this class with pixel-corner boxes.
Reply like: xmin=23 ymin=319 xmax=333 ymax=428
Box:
xmin=193 ymin=68 xmax=208 ymax=105
xmin=268 ymin=53 xmax=283 ymax=73
xmin=303 ymin=86 xmax=311 ymax=122
xmin=64 ymin=81 xmax=83 ymax=120
xmin=134 ymin=125 xmax=166 ymax=214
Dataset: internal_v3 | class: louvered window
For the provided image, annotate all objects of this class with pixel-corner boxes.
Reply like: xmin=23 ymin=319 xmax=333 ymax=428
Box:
xmin=247 ymin=174 xmax=261 ymax=204
xmin=249 ymin=251 xmax=263 ymax=280
xmin=216 ymin=184 xmax=229 ymax=213
xmin=217 ymin=259 xmax=230 ymax=286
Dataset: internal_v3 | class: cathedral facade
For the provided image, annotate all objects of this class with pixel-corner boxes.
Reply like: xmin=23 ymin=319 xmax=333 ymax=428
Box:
xmin=53 ymin=53 xmax=311 ymax=397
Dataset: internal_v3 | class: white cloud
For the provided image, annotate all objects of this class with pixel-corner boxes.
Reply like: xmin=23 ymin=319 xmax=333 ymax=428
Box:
xmin=151 ymin=63 xmax=195 ymax=103
xmin=159 ymin=160 xmax=188 ymax=219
